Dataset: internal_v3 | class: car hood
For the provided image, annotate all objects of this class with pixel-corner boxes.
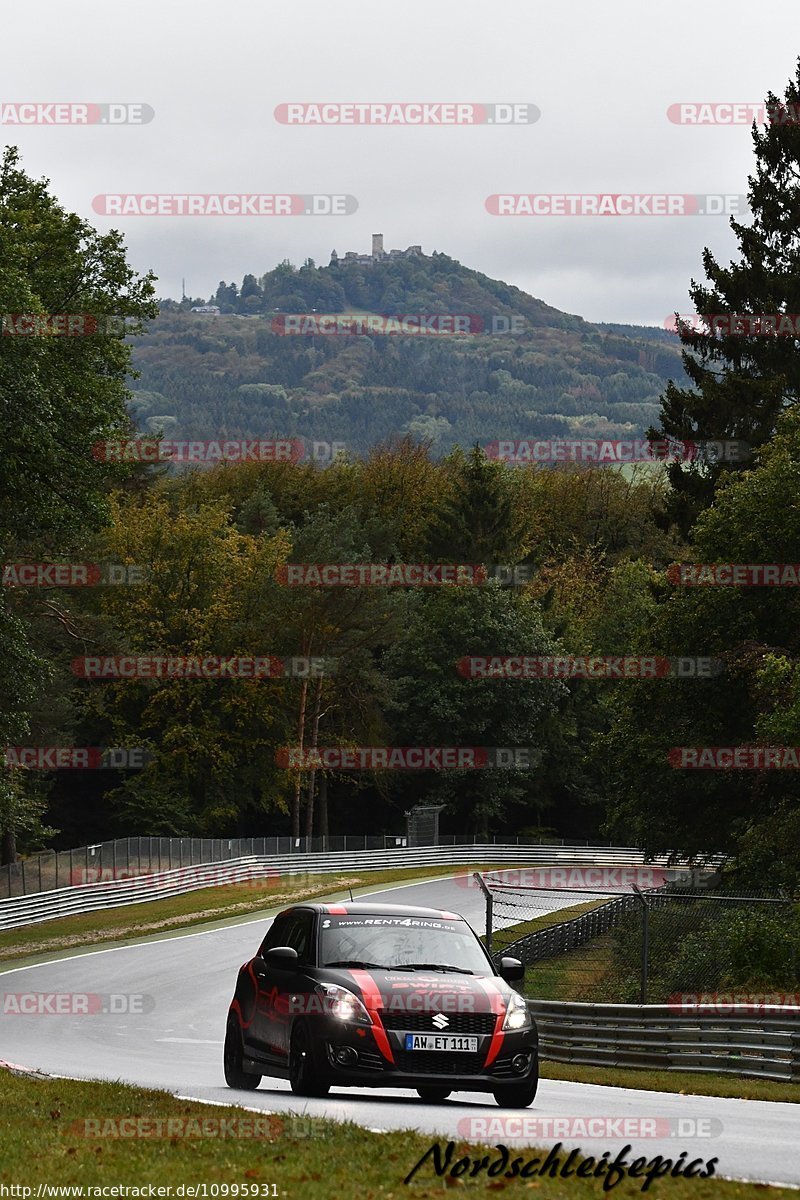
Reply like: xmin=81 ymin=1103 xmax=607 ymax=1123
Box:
xmin=315 ymin=964 xmax=515 ymax=1015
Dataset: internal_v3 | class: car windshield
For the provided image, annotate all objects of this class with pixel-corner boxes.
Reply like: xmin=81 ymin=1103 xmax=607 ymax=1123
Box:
xmin=319 ymin=913 xmax=491 ymax=974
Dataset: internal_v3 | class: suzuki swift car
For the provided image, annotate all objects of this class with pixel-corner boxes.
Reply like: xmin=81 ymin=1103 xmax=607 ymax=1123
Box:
xmin=224 ymin=901 xmax=538 ymax=1106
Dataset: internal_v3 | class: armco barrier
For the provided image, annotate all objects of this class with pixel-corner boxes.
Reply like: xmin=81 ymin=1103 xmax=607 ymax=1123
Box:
xmin=0 ymin=844 xmax=679 ymax=931
xmin=0 ymin=834 xmax=630 ymax=899
xmin=528 ymin=998 xmax=800 ymax=1082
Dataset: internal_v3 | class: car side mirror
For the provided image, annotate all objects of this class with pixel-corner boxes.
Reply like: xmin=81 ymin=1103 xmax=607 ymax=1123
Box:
xmin=263 ymin=945 xmax=299 ymax=968
xmin=498 ymin=956 xmax=524 ymax=983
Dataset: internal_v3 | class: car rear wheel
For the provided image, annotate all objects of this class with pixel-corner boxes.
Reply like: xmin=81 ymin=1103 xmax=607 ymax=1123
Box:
xmin=224 ymin=1017 xmax=261 ymax=1090
xmin=289 ymin=1022 xmax=330 ymax=1097
xmin=416 ymin=1087 xmax=451 ymax=1102
xmin=493 ymin=1064 xmax=538 ymax=1108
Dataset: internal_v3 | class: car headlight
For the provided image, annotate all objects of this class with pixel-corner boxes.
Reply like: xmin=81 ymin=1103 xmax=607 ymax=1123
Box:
xmin=316 ymin=982 xmax=372 ymax=1026
xmin=501 ymin=990 xmax=531 ymax=1031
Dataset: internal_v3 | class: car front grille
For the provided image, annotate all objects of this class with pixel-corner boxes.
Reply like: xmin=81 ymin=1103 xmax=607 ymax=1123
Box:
xmin=393 ymin=1049 xmax=487 ymax=1075
xmin=380 ymin=1012 xmax=497 ymax=1035
xmin=356 ymin=1051 xmax=386 ymax=1071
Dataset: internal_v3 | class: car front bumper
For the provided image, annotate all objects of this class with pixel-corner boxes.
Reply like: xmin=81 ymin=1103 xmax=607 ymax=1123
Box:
xmin=315 ymin=1017 xmax=538 ymax=1092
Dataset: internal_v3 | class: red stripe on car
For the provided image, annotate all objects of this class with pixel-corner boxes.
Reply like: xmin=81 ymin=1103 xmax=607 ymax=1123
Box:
xmin=347 ymin=968 xmax=395 ymax=1064
xmin=474 ymin=975 xmax=506 ymax=1067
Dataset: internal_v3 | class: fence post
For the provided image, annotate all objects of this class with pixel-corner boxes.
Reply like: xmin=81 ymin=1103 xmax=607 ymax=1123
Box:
xmin=632 ymin=885 xmax=649 ymax=1004
xmin=473 ymin=872 xmax=493 ymax=955
xmin=112 ymin=840 xmax=117 ymax=880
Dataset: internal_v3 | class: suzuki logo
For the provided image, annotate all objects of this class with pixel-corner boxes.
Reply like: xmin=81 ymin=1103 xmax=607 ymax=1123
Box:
xmin=432 ymin=1013 xmax=449 ymax=1029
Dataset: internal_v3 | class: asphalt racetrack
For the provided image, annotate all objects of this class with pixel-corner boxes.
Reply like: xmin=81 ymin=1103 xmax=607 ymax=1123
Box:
xmin=0 ymin=875 xmax=796 ymax=1187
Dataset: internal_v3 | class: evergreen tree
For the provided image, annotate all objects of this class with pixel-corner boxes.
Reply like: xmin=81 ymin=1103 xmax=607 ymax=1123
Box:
xmin=426 ymin=444 xmax=528 ymax=564
xmin=657 ymin=59 xmax=800 ymax=532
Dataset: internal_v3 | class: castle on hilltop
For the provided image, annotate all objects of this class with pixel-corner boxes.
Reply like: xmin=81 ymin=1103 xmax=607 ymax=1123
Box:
xmin=330 ymin=233 xmax=423 ymax=267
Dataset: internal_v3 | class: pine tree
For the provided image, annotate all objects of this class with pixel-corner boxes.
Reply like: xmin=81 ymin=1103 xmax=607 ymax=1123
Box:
xmin=426 ymin=444 xmax=527 ymax=564
xmin=657 ymin=59 xmax=800 ymax=532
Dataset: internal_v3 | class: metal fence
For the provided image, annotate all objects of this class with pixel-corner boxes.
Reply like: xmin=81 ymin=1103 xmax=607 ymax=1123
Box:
xmin=479 ymin=872 xmax=797 ymax=1005
xmin=0 ymin=843 xmax=679 ymax=930
xmin=0 ymin=833 xmax=628 ymax=900
xmin=528 ymin=999 xmax=800 ymax=1082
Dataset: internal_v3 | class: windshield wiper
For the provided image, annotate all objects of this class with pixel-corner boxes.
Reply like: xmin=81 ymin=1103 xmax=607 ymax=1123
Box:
xmin=387 ymin=963 xmax=475 ymax=975
xmin=323 ymin=959 xmax=389 ymax=970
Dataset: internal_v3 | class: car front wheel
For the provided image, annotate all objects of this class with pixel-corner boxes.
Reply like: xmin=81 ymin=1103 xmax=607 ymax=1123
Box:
xmin=224 ymin=1017 xmax=261 ymax=1090
xmin=289 ymin=1022 xmax=330 ymax=1097
xmin=493 ymin=1064 xmax=538 ymax=1108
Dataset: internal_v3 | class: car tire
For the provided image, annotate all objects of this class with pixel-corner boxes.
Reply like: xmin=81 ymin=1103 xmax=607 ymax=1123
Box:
xmin=416 ymin=1087 xmax=452 ymax=1102
xmin=224 ymin=1017 xmax=261 ymax=1090
xmin=289 ymin=1022 xmax=330 ymax=1097
xmin=493 ymin=1063 xmax=539 ymax=1108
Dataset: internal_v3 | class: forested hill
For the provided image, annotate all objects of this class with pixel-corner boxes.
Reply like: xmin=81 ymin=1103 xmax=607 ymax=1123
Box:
xmin=131 ymin=251 xmax=687 ymax=454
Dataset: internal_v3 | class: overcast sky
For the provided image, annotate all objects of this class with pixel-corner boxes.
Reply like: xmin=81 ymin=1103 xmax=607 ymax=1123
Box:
xmin=2 ymin=1 xmax=797 ymax=325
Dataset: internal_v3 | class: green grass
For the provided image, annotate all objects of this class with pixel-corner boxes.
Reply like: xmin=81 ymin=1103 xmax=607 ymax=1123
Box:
xmin=491 ymin=899 xmax=608 ymax=956
xmin=523 ymin=932 xmax=618 ymax=1001
xmin=540 ymin=1060 xmax=799 ymax=1103
xmin=0 ymin=1067 xmax=795 ymax=1198
xmin=0 ymin=863 xmax=502 ymax=967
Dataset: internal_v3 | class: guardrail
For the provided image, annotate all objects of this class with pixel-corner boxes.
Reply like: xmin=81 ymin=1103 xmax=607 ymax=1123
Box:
xmin=0 ymin=843 xmax=678 ymax=931
xmin=528 ymin=998 xmax=800 ymax=1082
xmin=0 ymin=834 xmax=636 ymax=900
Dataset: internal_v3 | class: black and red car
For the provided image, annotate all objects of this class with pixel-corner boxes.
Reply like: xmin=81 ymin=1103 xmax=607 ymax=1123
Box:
xmin=224 ymin=901 xmax=538 ymax=1107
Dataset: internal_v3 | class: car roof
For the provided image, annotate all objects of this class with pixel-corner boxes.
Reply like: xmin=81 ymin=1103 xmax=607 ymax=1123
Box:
xmin=279 ymin=901 xmax=465 ymax=920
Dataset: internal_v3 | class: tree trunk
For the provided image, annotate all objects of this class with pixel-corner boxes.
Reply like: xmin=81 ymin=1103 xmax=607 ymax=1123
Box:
xmin=1 ymin=828 xmax=17 ymax=866
xmin=304 ymin=675 xmax=325 ymax=840
xmin=291 ymin=676 xmax=309 ymax=840
xmin=319 ymin=772 xmax=328 ymax=840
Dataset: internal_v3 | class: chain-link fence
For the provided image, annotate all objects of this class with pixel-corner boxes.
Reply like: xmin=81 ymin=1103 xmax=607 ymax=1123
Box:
xmin=0 ymin=835 xmax=408 ymax=899
xmin=478 ymin=870 xmax=798 ymax=1006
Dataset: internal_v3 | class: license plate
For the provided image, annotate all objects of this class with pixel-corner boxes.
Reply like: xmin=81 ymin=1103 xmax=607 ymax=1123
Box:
xmin=403 ymin=1034 xmax=479 ymax=1052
